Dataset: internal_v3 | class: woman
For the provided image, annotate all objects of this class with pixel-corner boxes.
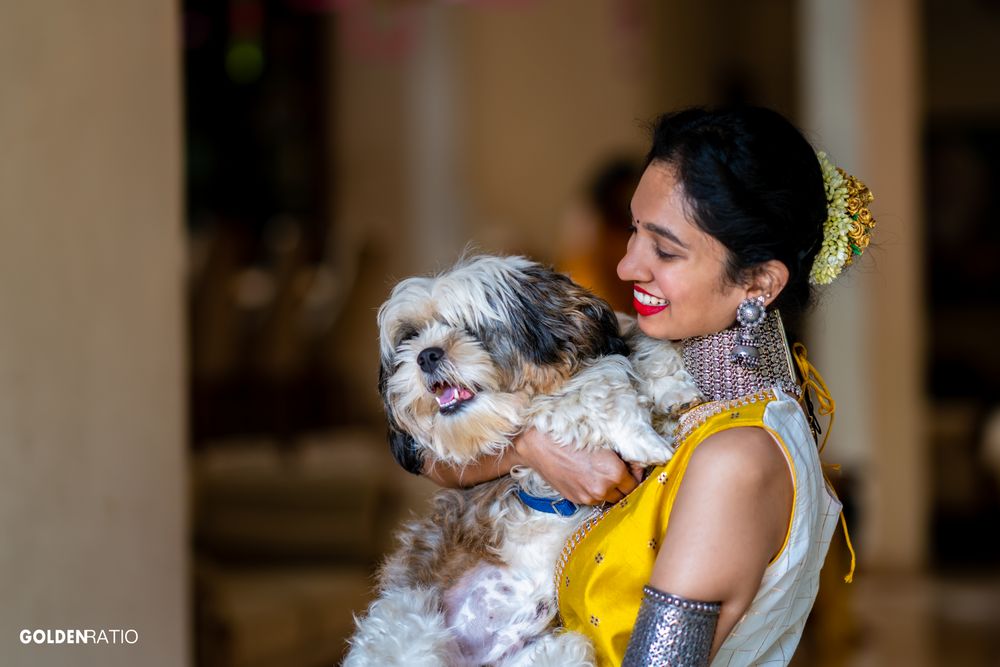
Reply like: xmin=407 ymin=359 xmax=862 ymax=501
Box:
xmin=425 ymin=106 xmax=871 ymax=666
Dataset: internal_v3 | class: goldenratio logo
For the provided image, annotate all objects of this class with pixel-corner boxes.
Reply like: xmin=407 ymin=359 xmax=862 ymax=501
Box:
xmin=19 ymin=629 xmax=138 ymax=645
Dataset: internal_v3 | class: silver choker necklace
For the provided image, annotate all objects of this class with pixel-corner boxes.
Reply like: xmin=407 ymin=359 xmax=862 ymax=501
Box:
xmin=681 ymin=310 xmax=801 ymax=403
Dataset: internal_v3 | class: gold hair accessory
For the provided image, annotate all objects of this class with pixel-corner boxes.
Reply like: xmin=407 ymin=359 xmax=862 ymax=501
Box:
xmin=809 ymin=152 xmax=876 ymax=285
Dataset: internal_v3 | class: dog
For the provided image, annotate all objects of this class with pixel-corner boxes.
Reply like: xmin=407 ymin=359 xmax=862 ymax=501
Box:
xmin=345 ymin=255 xmax=701 ymax=666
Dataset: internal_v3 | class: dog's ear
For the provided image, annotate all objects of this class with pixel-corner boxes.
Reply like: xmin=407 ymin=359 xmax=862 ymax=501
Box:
xmin=387 ymin=423 xmax=424 ymax=475
xmin=377 ymin=354 xmax=391 ymax=401
xmin=578 ymin=296 xmax=630 ymax=358
xmin=508 ymin=264 xmax=629 ymax=364
xmin=378 ymin=357 xmax=425 ymax=475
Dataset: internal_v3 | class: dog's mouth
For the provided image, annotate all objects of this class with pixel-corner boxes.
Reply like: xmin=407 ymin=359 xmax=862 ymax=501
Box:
xmin=432 ymin=383 xmax=476 ymax=414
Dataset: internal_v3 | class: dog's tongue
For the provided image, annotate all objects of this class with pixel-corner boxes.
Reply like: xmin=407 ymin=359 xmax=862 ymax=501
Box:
xmin=437 ymin=386 xmax=458 ymax=406
xmin=436 ymin=386 xmax=473 ymax=407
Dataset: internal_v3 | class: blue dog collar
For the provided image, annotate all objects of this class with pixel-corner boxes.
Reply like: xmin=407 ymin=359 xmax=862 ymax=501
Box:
xmin=515 ymin=488 xmax=580 ymax=516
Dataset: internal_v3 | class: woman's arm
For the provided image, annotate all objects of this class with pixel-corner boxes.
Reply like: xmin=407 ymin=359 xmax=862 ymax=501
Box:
xmin=421 ymin=446 xmax=523 ymax=488
xmin=423 ymin=428 xmax=641 ymax=504
xmin=625 ymin=426 xmax=793 ymax=664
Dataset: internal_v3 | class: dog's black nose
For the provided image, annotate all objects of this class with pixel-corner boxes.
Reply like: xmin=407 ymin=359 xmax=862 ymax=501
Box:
xmin=417 ymin=347 xmax=445 ymax=373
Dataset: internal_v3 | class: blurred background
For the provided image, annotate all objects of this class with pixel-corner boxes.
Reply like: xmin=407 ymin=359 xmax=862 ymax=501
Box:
xmin=2 ymin=0 xmax=999 ymax=665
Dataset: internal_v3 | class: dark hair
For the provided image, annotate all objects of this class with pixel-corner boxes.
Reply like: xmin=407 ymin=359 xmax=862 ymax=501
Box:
xmin=644 ymin=107 xmax=827 ymax=319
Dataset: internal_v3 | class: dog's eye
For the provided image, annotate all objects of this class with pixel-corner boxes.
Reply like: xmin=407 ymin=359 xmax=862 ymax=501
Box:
xmin=462 ymin=326 xmax=479 ymax=340
xmin=396 ymin=326 xmax=418 ymax=346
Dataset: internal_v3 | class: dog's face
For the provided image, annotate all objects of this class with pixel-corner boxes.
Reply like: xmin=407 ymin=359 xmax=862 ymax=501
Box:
xmin=378 ymin=255 xmax=626 ymax=473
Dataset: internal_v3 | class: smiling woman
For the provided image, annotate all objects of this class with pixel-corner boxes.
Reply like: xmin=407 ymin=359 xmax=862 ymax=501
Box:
xmin=556 ymin=108 xmax=859 ymax=667
xmin=620 ymin=163 xmax=757 ymax=340
xmin=417 ymin=107 xmax=872 ymax=666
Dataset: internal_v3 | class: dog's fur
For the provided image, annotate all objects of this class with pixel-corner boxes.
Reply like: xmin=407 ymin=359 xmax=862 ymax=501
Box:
xmin=346 ymin=255 xmax=701 ymax=666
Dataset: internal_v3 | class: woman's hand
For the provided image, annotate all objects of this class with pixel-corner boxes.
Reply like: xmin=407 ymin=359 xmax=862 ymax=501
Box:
xmin=513 ymin=428 xmax=641 ymax=505
xmin=422 ymin=429 xmax=643 ymax=504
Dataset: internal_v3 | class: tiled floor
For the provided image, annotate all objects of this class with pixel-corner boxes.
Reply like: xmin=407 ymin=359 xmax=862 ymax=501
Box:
xmin=792 ymin=571 xmax=1000 ymax=666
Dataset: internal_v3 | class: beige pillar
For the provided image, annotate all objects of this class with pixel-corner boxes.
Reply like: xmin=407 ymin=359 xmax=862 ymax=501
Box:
xmin=862 ymin=0 xmax=927 ymax=573
xmin=800 ymin=0 xmax=927 ymax=571
xmin=0 ymin=3 xmax=187 ymax=666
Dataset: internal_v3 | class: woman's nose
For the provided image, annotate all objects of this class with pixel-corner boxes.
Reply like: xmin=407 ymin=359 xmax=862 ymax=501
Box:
xmin=617 ymin=240 xmax=641 ymax=282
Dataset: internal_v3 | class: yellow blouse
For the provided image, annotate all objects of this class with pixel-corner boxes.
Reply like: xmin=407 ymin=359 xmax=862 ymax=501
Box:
xmin=556 ymin=388 xmax=840 ymax=666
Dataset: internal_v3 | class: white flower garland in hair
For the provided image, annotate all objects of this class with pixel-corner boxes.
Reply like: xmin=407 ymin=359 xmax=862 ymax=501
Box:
xmin=811 ymin=152 xmax=850 ymax=285
xmin=809 ymin=151 xmax=876 ymax=286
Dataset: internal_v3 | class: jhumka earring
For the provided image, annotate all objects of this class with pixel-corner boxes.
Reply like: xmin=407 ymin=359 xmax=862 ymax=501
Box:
xmin=730 ymin=295 xmax=767 ymax=369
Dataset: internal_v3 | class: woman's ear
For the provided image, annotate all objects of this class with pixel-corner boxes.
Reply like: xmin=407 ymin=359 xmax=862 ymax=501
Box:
xmin=748 ymin=260 xmax=789 ymax=307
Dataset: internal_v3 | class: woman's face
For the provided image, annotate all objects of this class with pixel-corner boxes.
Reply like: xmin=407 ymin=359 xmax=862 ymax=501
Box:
xmin=617 ymin=162 xmax=749 ymax=341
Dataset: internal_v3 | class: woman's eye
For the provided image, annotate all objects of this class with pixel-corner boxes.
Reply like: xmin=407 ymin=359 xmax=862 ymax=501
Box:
xmin=628 ymin=222 xmax=637 ymax=235
xmin=654 ymin=247 xmax=677 ymax=260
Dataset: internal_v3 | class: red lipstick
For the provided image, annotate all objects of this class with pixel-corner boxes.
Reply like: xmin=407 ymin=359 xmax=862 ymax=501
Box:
xmin=632 ymin=285 xmax=669 ymax=317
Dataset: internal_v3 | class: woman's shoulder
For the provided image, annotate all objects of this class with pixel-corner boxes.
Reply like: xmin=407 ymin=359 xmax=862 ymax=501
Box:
xmin=687 ymin=425 xmax=790 ymax=490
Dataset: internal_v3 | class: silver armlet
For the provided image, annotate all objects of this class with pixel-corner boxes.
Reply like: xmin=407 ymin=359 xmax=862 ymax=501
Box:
xmin=622 ymin=586 xmax=721 ymax=667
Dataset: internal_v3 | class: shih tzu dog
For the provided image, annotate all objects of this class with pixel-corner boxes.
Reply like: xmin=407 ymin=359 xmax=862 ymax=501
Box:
xmin=345 ymin=255 xmax=701 ymax=667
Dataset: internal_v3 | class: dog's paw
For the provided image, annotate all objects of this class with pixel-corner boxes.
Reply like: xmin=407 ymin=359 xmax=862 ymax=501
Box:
xmin=617 ymin=426 xmax=675 ymax=467
xmin=500 ymin=630 xmax=596 ymax=667
xmin=344 ymin=587 xmax=459 ymax=667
